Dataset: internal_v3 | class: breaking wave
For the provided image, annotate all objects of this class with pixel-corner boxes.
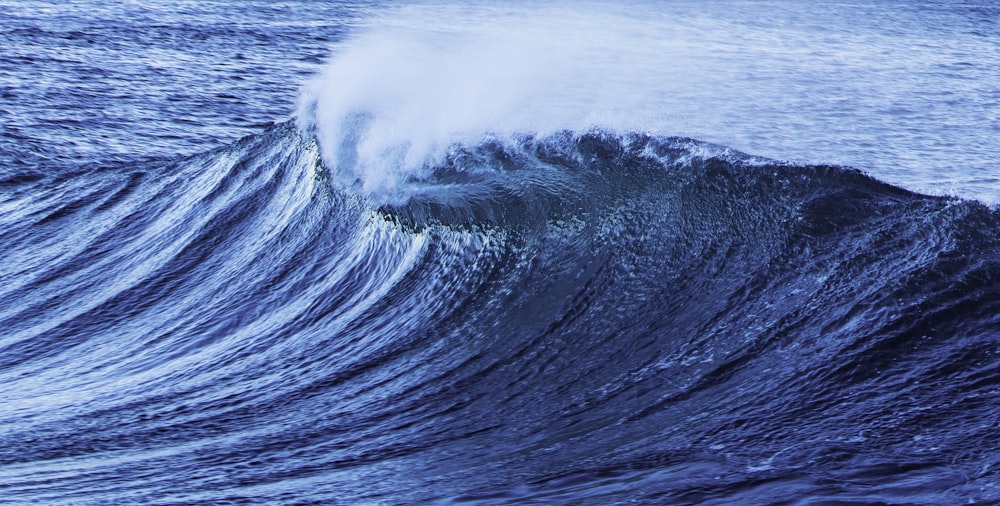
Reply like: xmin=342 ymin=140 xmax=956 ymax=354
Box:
xmin=2 ymin=120 xmax=999 ymax=504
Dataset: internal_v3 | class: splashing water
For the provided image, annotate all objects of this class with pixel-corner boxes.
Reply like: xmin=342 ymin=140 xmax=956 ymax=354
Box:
xmin=298 ymin=1 xmax=1000 ymax=203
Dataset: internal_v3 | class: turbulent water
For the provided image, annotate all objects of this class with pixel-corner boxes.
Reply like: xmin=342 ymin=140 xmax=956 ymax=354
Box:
xmin=2 ymin=1 xmax=1000 ymax=504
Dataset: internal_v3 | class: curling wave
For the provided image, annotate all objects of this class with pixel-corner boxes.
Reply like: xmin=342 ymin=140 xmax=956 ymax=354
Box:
xmin=2 ymin=121 xmax=999 ymax=503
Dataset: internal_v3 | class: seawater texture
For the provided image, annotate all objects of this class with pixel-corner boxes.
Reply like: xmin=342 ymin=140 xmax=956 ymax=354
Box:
xmin=2 ymin=1 xmax=1000 ymax=505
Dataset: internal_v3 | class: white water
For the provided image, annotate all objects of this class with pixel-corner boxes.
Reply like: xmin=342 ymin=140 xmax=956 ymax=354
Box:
xmin=299 ymin=1 xmax=1000 ymax=203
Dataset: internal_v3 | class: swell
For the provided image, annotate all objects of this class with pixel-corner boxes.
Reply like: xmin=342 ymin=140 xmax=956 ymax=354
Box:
xmin=2 ymin=122 xmax=999 ymax=503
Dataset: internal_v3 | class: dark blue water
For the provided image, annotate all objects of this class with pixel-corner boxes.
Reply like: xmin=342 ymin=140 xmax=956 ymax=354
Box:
xmin=3 ymin=1 xmax=1000 ymax=504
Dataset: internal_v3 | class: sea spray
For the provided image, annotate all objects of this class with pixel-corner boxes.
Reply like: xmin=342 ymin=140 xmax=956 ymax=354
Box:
xmin=296 ymin=1 xmax=1000 ymax=203
xmin=296 ymin=4 xmax=697 ymax=198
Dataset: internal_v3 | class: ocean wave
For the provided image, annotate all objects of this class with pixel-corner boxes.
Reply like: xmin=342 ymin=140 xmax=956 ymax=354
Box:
xmin=2 ymin=121 xmax=999 ymax=503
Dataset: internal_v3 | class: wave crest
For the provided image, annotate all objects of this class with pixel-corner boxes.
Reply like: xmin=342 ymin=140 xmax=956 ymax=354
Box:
xmin=296 ymin=4 xmax=699 ymax=199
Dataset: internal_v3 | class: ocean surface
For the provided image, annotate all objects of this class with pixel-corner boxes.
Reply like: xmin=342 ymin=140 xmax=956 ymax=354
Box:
xmin=2 ymin=1 xmax=999 ymax=504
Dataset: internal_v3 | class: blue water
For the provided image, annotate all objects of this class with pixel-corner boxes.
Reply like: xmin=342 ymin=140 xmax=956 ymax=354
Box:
xmin=2 ymin=1 xmax=1000 ymax=504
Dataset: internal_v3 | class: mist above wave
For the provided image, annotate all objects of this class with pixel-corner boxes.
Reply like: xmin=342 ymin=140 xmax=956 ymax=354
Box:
xmin=296 ymin=4 xmax=696 ymax=197
xmin=297 ymin=1 xmax=1000 ymax=203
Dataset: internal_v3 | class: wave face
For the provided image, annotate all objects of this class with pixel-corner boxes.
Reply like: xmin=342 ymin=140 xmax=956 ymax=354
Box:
xmin=3 ymin=122 xmax=1000 ymax=504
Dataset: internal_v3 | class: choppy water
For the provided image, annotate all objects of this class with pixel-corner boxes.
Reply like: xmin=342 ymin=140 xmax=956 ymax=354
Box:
xmin=2 ymin=1 xmax=1000 ymax=504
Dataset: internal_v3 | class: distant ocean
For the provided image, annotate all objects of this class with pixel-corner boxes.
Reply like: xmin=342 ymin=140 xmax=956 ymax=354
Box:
xmin=2 ymin=1 xmax=999 ymax=504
